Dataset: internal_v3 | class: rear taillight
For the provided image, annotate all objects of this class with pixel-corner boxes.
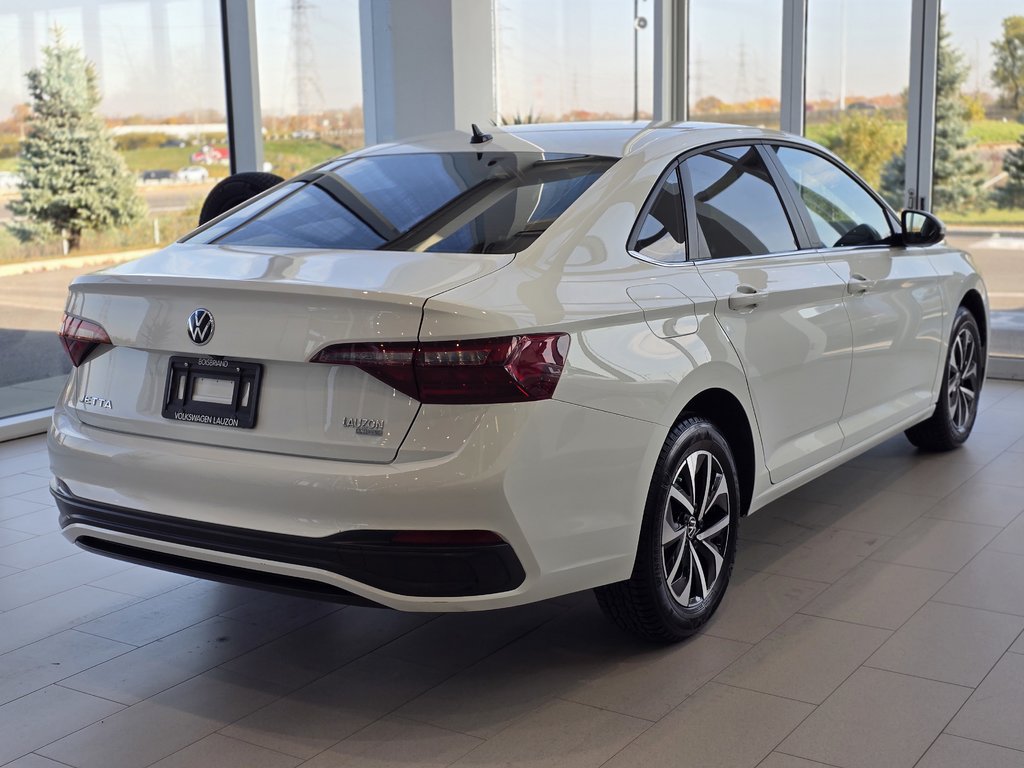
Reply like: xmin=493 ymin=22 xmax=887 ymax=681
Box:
xmin=311 ymin=333 xmax=569 ymax=404
xmin=58 ymin=313 xmax=111 ymax=367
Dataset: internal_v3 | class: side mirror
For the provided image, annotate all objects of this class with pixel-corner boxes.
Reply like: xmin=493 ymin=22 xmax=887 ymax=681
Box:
xmin=899 ymin=209 xmax=945 ymax=247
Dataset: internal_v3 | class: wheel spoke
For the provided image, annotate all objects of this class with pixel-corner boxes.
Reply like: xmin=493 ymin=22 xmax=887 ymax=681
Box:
xmin=961 ymin=385 xmax=976 ymax=402
xmin=690 ymin=541 xmax=709 ymax=598
xmin=700 ymin=538 xmax=724 ymax=576
xmin=699 ymin=473 xmax=726 ymax=520
xmin=962 ymin=361 xmax=978 ymax=384
xmin=963 ymin=333 xmax=974 ymax=367
xmin=663 ymin=514 xmax=687 ymax=544
xmin=675 ymin=550 xmax=693 ymax=605
xmin=666 ymin=541 xmax=686 ymax=583
xmin=669 ymin=486 xmax=694 ymax=514
xmin=696 ymin=513 xmax=729 ymax=541
xmin=685 ymin=452 xmax=701 ymax=498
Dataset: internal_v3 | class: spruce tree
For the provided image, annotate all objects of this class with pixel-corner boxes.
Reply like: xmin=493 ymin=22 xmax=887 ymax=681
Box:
xmin=9 ymin=30 xmax=143 ymax=250
xmin=997 ymin=132 xmax=1024 ymax=208
xmin=880 ymin=15 xmax=983 ymax=212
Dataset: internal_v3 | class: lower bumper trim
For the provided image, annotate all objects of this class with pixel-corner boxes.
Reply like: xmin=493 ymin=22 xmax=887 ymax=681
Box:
xmin=55 ymin=489 xmax=526 ymax=598
xmin=76 ymin=536 xmax=384 ymax=607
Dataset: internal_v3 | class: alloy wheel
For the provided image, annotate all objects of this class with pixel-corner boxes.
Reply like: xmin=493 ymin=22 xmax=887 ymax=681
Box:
xmin=661 ymin=449 xmax=731 ymax=608
xmin=947 ymin=327 xmax=979 ymax=433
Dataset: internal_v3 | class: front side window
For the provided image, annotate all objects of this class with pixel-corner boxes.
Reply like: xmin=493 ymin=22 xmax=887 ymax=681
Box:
xmin=632 ymin=167 xmax=686 ymax=262
xmin=682 ymin=146 xmax=798 ymax=259
xmin=186 ymin=152 xmax=617 ymax=254
xmin=773 ymin=146 xmax=893 ymax=248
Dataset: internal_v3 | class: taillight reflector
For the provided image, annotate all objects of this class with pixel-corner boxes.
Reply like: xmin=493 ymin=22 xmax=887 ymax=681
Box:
xmin=58 ymin=313 xmax=112 ymax=367
xmin=311 ymin=333 xmax=569 ymax=404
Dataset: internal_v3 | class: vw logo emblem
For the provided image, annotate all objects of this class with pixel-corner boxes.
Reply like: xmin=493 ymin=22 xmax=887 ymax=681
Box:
xmin=186 ymin=308 xmax=214 ymax=346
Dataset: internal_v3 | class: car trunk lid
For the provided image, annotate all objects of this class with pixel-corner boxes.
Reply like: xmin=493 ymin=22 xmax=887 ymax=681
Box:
xmin=64 ymin=243 xmax=513 ymax=462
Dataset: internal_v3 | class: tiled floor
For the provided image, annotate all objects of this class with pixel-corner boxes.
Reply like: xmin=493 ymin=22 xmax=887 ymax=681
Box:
xmin=2 ymin=380 xmax=1024 ymax=768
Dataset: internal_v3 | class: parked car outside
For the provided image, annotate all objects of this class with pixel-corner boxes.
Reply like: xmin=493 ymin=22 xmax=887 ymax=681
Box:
xmin=140 ymin=169 xmax=175 ymax=184
xmin=190 ymin=145 xmax=230 ymax=165
xmin=50 ymin=122 xmax=987 ymax=641
xmin=176 ymin=165 xmax=210 ymax=183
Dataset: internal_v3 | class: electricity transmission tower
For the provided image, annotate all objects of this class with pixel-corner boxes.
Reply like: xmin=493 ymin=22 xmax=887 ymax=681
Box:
xmin=290 ymin=0 xmax=324 ymax=130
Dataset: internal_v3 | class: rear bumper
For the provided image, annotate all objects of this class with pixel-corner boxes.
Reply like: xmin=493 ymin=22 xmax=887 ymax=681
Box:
xmin=49 ymin=399 xmax=660 ymax=611
xmin=55 ymin=488 xmax=525 ymax=598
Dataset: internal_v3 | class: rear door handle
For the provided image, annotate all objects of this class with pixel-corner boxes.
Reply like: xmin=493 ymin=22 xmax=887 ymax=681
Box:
xmin=728 ymin=284 xmax=765 ymax=311
xmin=847 ymin=273 xmax=876 ymax=294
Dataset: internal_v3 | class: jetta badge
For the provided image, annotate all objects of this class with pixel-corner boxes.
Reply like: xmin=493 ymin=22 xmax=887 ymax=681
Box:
xmin=186 ymin=308 xmax=214 ymax=346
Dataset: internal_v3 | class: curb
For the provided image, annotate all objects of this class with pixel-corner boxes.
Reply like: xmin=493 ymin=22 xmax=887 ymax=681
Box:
xmin=946 ymin=227 xmax=1024 ymax=238
xmin=0 ymin=247 xmax=159 ymax=279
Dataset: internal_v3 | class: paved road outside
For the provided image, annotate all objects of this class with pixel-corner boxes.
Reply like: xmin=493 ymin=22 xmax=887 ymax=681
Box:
xmin=0 ymin=182 xmax=210 ymax=223
xmin=947 ymin=234 xmax=1024 ymax=313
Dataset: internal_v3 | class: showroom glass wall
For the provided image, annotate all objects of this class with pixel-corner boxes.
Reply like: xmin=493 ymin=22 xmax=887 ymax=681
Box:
xmin=254 ymin=0 xmax=363 ymax=174
xmin=688 ymin=0 xmax=783 ymax=128
xmin=493 ymin=0 xmax=653 ymax=123
xmin=804 ymin=0 xmax=912 ymax=192
xmin=0 ymin=0 xmax=226 ymax=424
xmin=935 ymin=0 xmax=1024 ymax=358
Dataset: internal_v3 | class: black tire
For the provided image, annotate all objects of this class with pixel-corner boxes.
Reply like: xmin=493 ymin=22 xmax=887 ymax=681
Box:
xmin=198 ymin=171 xmax=285 ymax=225
xmin=905 ymin=306 xmax=983 ymax=452
xmin=595 ymin=416 xmax=740 ymax=642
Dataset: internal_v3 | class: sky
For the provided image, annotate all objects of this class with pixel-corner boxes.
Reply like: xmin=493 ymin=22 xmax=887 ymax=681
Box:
xmin=0 ymin=0 xmax=1016 ymax=121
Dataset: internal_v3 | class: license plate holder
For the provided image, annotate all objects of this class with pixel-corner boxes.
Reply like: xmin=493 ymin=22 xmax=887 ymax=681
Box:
xmin=162 ymin=356 xmax=263 ymax=429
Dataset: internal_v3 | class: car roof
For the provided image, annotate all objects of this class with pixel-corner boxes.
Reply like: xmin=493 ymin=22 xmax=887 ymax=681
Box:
xmin=355 ymin=121 xmax=807 ymax=160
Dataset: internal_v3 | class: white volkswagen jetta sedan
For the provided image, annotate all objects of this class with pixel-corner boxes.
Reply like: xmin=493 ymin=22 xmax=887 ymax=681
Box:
xmin=49 ymin=122 xmax=987 ymax=641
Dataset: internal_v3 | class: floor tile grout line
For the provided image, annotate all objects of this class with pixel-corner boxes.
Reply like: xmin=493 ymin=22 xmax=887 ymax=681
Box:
xmin=933 ymin=731 xmax=1024 ymax=757
xmin=792 ymin=610 xmax=901 ymax=634
xmin=206 ymin=605 xmax=531 ymax=760
xmin=765 ymin=749 xmax=845 ymax=768
xmin=709 ymin=678 xmax=830 ymax=708
xmin=137 ymin=725 xmax=308 ymax=768
xmin=28 ymin=752 xmax=77 ymax=768
xmin=17 ymin=593 xmax=346 ymax=716
xmin=551 ymin=695 xmax=660 ymax=725
xmin=52 ymin=681 xmax=133 ymax=708
xmin=18 ymin=690 xmax=130 ymax=768
xmin=909 ymin=668 xmax=993 ymax=768
xmin=859 ymin=662 xmax=987 ymax=691
xmin=0 ymin=585 xmax=146 ymax=658
xmin=930 ymin=596 xmax=1024 ymax=619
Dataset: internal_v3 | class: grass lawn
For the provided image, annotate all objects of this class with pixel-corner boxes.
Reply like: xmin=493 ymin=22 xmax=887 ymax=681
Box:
xmin=938 ymin=207 xmax=1024 ymax=227
xmin=262 ymin=139 xmax=347 ymax=177
xmin=967 ymin=119 xmax=1024 ymax=145
xmin=0 ymin=138 xmax=347 ymax=178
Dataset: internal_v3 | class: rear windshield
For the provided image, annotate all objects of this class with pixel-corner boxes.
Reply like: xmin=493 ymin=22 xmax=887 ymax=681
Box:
xmin=185 ymin=151 xmax=617 ymax=254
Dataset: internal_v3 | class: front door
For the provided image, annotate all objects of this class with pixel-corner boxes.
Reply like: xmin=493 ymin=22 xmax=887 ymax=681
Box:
xmin=683 ymin=145 xmax=853 ymax=483
xmin=768 ymin=145 xmax=945 ymax=446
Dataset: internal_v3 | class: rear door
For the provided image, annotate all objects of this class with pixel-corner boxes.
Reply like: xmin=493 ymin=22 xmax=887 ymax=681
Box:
xmin=767 ymin=144 xmax=944 ymax=446
xmin=684 ymin=144 xmax=853 ymax=483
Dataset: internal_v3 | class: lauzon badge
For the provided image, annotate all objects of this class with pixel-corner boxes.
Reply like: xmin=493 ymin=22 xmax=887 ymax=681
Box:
xmin=343 ymin=417 xmax=385 ymax=436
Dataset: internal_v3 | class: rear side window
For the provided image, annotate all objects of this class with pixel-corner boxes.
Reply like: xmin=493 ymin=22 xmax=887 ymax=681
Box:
xmin=682 ymin=145 xmax=798 ymax=259
xmin=186 ymin=152 xmax=617 ymax=254
xmin=772 ymin=146 xmax=893 ymax=248
xmin=631 ymin=167 xmax=686 ymax=262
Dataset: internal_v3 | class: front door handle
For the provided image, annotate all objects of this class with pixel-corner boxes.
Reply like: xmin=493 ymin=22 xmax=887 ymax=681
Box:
xmin=847 ymin=273 xmax=876 ymax=294
xmin=728 ymin=284 xmax=765 ymax=311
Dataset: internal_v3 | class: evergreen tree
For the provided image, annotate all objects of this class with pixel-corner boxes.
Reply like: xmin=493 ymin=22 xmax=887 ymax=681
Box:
xmin=992 ymin=15 xmax=1024 ymax=111
xmin=9 ymin=29 xmax=143 ymax=250
xmin=997 ymin=132 xmax=1024 ymax=209
xmin=880 ymin=16 xmax=983 ymax=212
